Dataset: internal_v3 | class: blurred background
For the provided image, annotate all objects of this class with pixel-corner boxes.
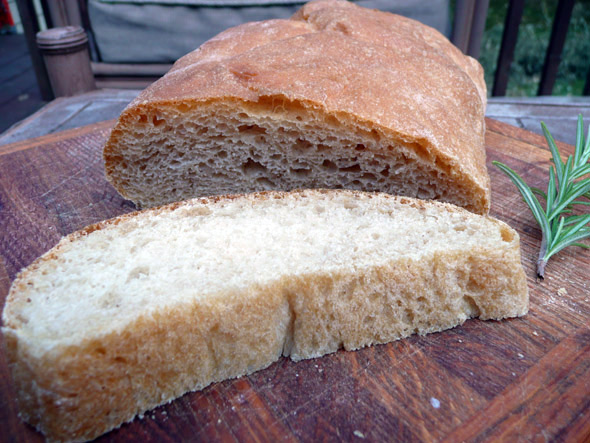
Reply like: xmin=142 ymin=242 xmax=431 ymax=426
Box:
xmin=478 ymin=0 xmax=590 ymax=96
xmin=1 ymin=0 xmax=589 ymax=141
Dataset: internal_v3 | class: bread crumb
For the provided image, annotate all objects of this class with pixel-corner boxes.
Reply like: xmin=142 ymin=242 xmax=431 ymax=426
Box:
xmin=517 ymin=353 xmax=524 ymax=359
xmin=532 ymin=331 xmax=538 ymax=336
xmin=353 ymin=430 xmax=365 ymax=439
xmin=430 ymin=397 xmax=440 ymax=409
xmin=557 ymin=287 xmax=567 ymax=296
xmin=512 ymin=372 xmax=516 ymax=376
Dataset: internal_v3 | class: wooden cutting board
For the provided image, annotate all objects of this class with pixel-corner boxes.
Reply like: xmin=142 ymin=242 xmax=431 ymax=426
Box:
xmin=0 ymin=118 xmax=589 ymax=442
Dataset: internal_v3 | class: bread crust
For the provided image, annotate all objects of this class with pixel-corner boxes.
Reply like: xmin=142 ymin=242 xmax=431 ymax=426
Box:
xmin=103 ymin=0 xmax=490 ymax=214
xmin=3 ymin=190 xmax=527 ymax=441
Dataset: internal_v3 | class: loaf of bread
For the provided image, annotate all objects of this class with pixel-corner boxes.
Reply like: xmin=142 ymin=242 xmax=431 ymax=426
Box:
xmin=3 ymin=190 xmax=526 ymax=441
xmin=103 ymin=0 xmax=490 ymax=214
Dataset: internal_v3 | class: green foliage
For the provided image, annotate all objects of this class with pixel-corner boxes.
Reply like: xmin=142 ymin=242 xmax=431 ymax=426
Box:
xmin=480 ymin=0 xmax=590 ymax=96
xmin=493 ymin=115 xmax=590 ymax=278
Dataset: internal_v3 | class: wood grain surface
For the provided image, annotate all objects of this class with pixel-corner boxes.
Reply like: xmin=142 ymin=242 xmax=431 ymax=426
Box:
xmin=0 ymin=118 xmax=589 ymax=442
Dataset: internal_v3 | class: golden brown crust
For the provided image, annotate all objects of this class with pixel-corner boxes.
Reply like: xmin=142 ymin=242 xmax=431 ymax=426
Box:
xmin=103 ymin=0 xmax=490 ymax=214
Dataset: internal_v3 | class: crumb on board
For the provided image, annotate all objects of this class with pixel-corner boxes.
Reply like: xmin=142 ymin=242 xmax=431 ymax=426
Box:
xmin=558 ymin=287 xmax=568 ymax=296
xmin=430 ymin=397 xmax=441 ymax=409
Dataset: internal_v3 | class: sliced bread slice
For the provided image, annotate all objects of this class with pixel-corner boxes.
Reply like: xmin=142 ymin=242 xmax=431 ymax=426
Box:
xmin=2 ymin=190 xmax=527 ymax=441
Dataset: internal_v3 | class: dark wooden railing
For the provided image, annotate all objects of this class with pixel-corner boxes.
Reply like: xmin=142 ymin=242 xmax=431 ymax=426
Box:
xmin=456 ymin=0 xmax=587 ymax=97
xmin=537 ymin=0 xmax=576 ymax=95
xmin=490 ymin=0 xmax=526 ymax=96
xmin=492 ymin=0 xmax=579 ymax=96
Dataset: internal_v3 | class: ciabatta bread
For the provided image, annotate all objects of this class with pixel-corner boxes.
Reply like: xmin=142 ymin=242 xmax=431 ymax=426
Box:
xmin=103 ymin=0 xmax=490 ymax=213
xmin=3 ymin=190 xmax=526 ymax=441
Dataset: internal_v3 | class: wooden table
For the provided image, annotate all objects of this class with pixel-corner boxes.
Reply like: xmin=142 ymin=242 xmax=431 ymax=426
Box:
xmin=1 ymin=119 xmax=589 ymax=442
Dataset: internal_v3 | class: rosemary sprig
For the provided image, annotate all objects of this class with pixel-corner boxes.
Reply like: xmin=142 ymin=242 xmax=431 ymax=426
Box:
xmin=493 ymin=114 xmax=590 ymax=279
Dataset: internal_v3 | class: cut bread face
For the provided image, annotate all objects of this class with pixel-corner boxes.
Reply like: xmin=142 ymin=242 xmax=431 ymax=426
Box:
xmin=2 ymin=190 xmax=527 ymax=441
xmin=106 ymin=100 xmax=487 ymax=213
xmin=103 ymin=0 xmax=490 ymax=214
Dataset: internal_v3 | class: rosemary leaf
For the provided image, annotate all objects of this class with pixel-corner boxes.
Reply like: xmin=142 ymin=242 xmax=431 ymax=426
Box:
xmin=494 ymin=114 xmax=590 ymax=279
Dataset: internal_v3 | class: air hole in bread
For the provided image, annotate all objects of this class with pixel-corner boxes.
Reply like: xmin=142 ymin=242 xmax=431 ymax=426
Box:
xmin=242 ymin=158 xmax=267 ymax=176
xmin=290 ymin=167 xmax=311 ymax=178
xmin=462 ymin=295 xmax=480 ymax=316
xmin=152 ymin=115 xmax=165 ymax=127
xmin=403 ymin=308 xmax=415 ymax=325
xmin=238 ymin=124 xmax=267 ymax=135
xmin=256 ymin=177 xmax=275 ymax=189
xmin=322 ymin=159 xmax=338 ymax=171
xmin=294 ymin=138 xmax=312 ymax=150
xmin=466 ymin=275 xmax=484 ymax=293
xmin=500 ymin=226 xmax=514 ymax=243
xmin=138 ymin=114 xmax=147 ymax=123
xmin=340 ymin=164 xmax=361 ymax=173
xmin=127 ymin=266 xmax=150 ymax=282
xmin=198 ymin=163 xmax=213 ymax=174
xmin=363 ymin=315 xmax=375 ymax=326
